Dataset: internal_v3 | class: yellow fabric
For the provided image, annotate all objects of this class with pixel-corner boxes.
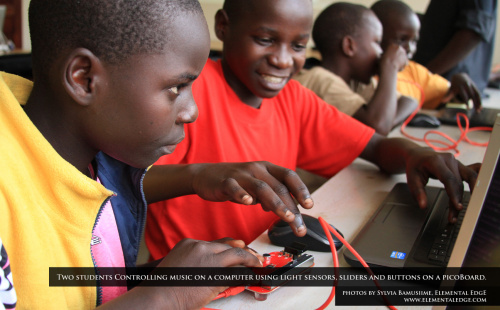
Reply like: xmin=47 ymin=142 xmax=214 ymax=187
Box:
xmin=397 ymin=61 xmax=451 ymax=109
xmin=0 ymin=72 xmax=113 ymax=309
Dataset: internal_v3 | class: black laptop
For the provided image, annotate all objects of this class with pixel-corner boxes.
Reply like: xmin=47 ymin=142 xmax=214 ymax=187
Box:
xmin=438 ymin=103 xmax=500 ymax=128
xmin=344 ymin=114 xmax=500 ymax=270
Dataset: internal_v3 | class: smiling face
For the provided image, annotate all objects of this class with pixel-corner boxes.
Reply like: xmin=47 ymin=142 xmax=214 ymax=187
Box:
xmin=217 ymin=0 xmax=313 ymax=108
xmin=351 ymin=11 xmax=384 ymax=84
xmin=88 ymin=12 xmax=210 ymax=168
xmin=380 ymin=11 xmax=420 ymax=59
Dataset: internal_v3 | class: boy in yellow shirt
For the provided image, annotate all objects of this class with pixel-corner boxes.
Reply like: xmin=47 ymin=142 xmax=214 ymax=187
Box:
xmin=0 ymin=0 xmax=315 ymax=308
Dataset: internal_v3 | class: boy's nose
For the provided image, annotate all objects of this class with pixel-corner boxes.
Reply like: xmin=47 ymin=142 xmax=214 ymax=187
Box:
xmin=407 ymin=42 xmax=417 ymax=59
xmin=375 ymin=44 xmax=384 ymax=58
xmin=268 ymin=46 xmax=294 ymax=69
xmin=176 ymin=95 xmax=198 ymax=124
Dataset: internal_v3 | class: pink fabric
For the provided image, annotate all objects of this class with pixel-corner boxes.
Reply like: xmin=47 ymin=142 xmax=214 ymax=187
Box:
xmin=91 ymin=177 xmax=127 ymax=304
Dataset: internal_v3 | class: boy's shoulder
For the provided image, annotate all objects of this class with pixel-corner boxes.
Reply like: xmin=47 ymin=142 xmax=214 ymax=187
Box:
xmin=196 ymin=58 xmax=224 ymax=85
xmin=405 ymin=61 xmax=430 ymax=74
xmin=401 ymin=61 xmax=448 ymax=84
xmin=294 ymin=67 xmax=348 ymax=102
xmin=294 ymin=66 xmax=343 ymax=86
xmin=204 ymin=58 xmax=219 ymax=70
xmin=1 ymin=72 xmax=32 ymax=105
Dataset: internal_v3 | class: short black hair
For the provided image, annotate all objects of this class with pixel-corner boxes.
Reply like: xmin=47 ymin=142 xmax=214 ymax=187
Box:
xmin=371 ymin=0 xmax=414 ymax=25
xmin=222 ymin=0 xmax=253 ymax=22
xmin=222 ymin=0 xmax=313 ymax=24
xmin=28 ymin=0 xmax=203 ymax=78
xmin=312 ymin=2 xmax=369 ymax=56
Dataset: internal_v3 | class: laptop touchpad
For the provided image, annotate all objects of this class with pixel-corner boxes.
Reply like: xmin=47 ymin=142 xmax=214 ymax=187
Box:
xmin=382 ymin=203 xmax=428 ymax=229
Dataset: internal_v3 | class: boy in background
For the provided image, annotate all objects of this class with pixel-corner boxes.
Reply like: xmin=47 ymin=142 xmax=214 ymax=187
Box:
xmin=294 ymin=2 xmax=417 ymax=136
xmin=371 ymin=0 xmax=482 ymax=110
xmin=0 ymin=0 xmax=316 ymax=308
xmin=147 ymin=0 xmax=479 ymax=261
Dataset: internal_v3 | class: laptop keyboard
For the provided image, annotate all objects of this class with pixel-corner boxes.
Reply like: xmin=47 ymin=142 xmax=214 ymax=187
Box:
xmin=427 ymin=196 xmax=470 ymax=264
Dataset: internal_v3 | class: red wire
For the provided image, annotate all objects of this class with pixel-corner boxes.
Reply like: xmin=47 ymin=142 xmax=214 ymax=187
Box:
xmin=214 ymin=216 xmax=402 ymax=309
xmin=316 ymin=219 xmax=339 ymax=310
xmin=213 ymin=286 xmax=246 ymax=300
xmin=212 ymin=217 xmax=397 ymax=309
xmin=313 ymin=80 xmax=492 ymax=309
xmin=398 ymin=79 xmax=491 ymax=157
xmin=318 ymin=217 xmax=398 ymax=310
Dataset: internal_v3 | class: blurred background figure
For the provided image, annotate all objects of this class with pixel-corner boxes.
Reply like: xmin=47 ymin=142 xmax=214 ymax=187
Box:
xmin=413 ymin=0 xmax=497 ymax=97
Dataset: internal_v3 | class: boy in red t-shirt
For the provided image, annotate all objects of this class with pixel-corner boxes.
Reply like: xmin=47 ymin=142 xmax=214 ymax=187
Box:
xmin=146 ymin=0 xmax=479 ymax=261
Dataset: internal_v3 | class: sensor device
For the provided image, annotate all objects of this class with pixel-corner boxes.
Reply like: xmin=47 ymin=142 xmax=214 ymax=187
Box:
xmin=246 ymin=243 xmax=314 ymax=300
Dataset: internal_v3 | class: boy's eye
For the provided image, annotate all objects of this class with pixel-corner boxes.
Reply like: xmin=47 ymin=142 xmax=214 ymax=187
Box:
xmin=255 ymin=37 xmax=273 ymax=45
xmin=292 ymin=43 xmax=307 ymax=52
xmin=393 ymin=38 xmax=405 ymax=45
xmin=168 ymin=83 xmax=188 ymax=96
xmin=168 ymin=86 xmax=180 ymax=95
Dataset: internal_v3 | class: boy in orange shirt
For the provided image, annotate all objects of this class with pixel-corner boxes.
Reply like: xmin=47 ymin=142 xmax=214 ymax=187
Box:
xmin=371 ymin=0 xmax=482 ymax=110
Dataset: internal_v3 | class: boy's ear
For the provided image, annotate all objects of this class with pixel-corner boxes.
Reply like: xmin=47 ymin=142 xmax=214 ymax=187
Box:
xmin=341 ymin=36 xmax=357 ymax=57
xmin=63 ymin=48 xmax=103 ymax=106
xmin=214 ymin=9 xmax=229 ymax=41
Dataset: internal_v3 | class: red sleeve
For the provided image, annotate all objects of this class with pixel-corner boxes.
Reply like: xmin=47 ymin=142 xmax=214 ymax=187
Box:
xmin=290 ymin=80 xmax=375 ymax=177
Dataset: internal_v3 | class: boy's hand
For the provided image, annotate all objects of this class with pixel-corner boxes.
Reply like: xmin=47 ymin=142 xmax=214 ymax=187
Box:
xmin=405 ymin=147 xmax=479 ymax=223
xmin=157 ymin=238 xmax=263 ymax=309
xmin=161 ymin=238 xmax=262 ymax=268
xmin=380 ymin=43 xmax=408 ymax=73
xmin=443 ymin=73 xmax=482 ymax=111
xmin=361 ymin=135 xmax=480 ymax=225
xmin=212 ymin=237 xmax=264 ymax=262
xmin=143 ymin=162 xmax=313 ymax=236
xmin=191 ymin=161 xmax=313 ymax=237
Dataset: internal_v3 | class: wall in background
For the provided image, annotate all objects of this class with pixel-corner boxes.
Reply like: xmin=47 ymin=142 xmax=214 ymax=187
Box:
xmin=18 ymin=0 xmax=500 ymax=67
xmin=21 ymin=0 xmax=28 ymax=49
xmin=0 ymin=0 xmax=22 ymax=48
xmin=312 ymin=0 xmax=430 ymax=14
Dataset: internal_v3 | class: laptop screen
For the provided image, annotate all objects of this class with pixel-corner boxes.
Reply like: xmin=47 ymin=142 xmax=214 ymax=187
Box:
xmin=343 ymin=114 xmax=500 ymax=270
xmin=460 ymin=151 xmax=500 ymax=267
xmin=447 ymin=114 xmax=500 ymax=268
xmin=0 ymin=5 xmax=5 ymax=35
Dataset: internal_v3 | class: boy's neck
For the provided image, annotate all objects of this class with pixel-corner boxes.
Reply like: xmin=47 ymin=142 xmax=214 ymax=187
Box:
xmin=321 ymin=57 xmax=352 ymax=85
xmin=220 ymin=59 xmax=263 ymax=109
xmin=24 ymin=90 xmax=98 ymax=176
